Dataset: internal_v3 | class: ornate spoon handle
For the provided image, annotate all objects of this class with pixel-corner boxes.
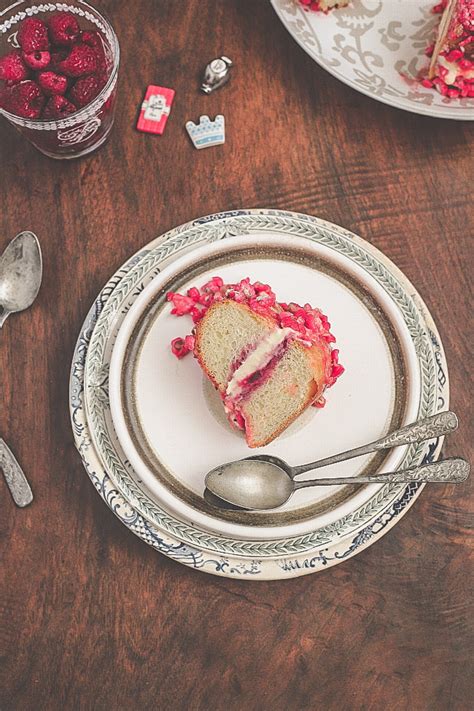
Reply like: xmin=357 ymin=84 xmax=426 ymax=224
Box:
xmin=0 ymin=438 xmax=33 ymax=507
xmin=293 ymin=458 xmax=470 ymax=488
xmin=293 ymin=411 xmax=458 ymax=477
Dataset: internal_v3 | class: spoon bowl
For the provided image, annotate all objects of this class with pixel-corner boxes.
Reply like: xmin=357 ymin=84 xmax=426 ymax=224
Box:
xmin=206 ymin=460 xmax=294 ymax=511
xmin=0 ymin=231 xmax=42 ymax=327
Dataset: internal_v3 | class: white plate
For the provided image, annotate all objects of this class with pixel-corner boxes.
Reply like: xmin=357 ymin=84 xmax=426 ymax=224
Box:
xmin=271 ymin=0 xmax=474 ymax=120
xmin=108 ymin=233 xmax=420 ymax=540
xmin=78 ymin=210 xmax=448 ymax=573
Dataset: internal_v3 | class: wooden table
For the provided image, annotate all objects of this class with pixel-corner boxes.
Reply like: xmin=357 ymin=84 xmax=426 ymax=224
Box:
xmin=1 ymin=1 xmax=472 ymax=709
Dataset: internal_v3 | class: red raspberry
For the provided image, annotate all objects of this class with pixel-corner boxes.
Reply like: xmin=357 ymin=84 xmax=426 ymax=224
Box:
xmin=17 ymin=17 xmax=49 ymax=53
xmin=81 ymin=30 xmax=108 ymax=84
xmin=37 ymin=71 xmax=68 ymax=96
xmin=80 ymin=30 xmax=104 ymax=51
xmin=22 ymin=50 xmax=51 ymax=71
xmin=69 ymin=75 xmax=100 ymax=108
xmin=43 ymin=94 xmax=77 ymax=119
xmin=58 ymin=43 xmax=97 ymax=77
xmin=0 ymin=50 xmax=29 ymax=83
xmin=48 ymin=13 xmax=80 ymax=46
xmin=6 ymin=80 xmax=45 ymax=118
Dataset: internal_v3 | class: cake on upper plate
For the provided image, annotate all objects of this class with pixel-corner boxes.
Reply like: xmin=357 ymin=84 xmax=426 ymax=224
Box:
xmin=426 ymin=0 xmax=474 ymax=98
xmin=167 ymin=277 xmax=343 ymax=448
xmin=300 ymin=0 xmax=349 ymax=11
xmin=301 ymin=0 xmax=474 ymax=99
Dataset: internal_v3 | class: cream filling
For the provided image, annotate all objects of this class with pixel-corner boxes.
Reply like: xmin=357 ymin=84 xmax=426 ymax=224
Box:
xmin=438 ymin=56 xmax=474 ymax=85
xmin=225 ymin=327 xmax=295 ymax=401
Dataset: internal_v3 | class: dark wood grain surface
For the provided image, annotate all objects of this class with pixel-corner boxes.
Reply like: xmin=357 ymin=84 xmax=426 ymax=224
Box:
xmin=1 ymin=1 xmax=472 ymax=709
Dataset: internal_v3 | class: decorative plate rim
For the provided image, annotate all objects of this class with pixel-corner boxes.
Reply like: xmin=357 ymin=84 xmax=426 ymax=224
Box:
xmin=69 ymin=209 xmax=448 ymax=579
xmin=80 ymin=209 xmax=448 ymax=558
xmin=270 ymin=0 xmax=474 ymax=121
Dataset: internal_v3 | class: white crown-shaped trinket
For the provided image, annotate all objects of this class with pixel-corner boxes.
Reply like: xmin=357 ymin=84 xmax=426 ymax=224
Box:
xmin=185 ymin=114 xmax=225 ymax=149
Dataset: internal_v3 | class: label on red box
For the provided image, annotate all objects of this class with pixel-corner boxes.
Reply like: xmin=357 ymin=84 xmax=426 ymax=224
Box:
xmin=137 ymin=85 xmax=175 ymax=135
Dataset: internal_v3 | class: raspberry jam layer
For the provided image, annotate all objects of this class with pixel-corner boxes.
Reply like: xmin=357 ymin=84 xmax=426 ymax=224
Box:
xmin=167 ymin=276 xmax=344 ymax=412
xmin=225 ymin=327 xmax=296 ymax=401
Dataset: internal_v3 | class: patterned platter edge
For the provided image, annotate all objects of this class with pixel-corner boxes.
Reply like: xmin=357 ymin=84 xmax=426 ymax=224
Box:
xmin=69 ymin=209 xmax=449 ymax=578
xmin=81 ymin=210 xmax=447 ymax=558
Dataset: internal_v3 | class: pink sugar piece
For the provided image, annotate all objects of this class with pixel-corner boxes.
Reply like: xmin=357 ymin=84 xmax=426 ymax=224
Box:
xmin=432 ymin=0 xmax=449 ymax=13
xmin=171 ymin=336 xmax=195 ymax=359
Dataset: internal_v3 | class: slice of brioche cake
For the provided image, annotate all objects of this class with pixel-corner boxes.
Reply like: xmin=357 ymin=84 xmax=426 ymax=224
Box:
xmin=194 ymin=301 xmax=330 ymax=447
xmin=167 ymin=277 xmax=344 ymax=448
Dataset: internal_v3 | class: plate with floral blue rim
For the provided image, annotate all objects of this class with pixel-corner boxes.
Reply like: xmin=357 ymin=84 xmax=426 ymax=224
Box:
xmin=70 ymin=209 xmax=449 ymax=579
xmin=271 ymin=0 xmax=474 ymax=121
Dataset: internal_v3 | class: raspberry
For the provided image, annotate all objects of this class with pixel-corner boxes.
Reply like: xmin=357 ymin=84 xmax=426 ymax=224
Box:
xmin=43 ymin=94 xmax=77 ymax=119
xmin=48 ymin=13 xmax=80 ymax=46
xmin=68 ymin=75 xmax=100 ymax=107
xmin=22 ymin=50 xmax=51 ymax=71
xmin=17 ymin=17 xmax=49 ymax=53
xmin=58 ymin=43 xmax=97 ymax=77
xmin=81 ymin=30 xmax=104 ymax=52
xmin=37 ymin=71 xmax=68 ymax=96
xmin=0 ymin=50 xmax=29 ymax=83
xmin=6 ymin=80 xmax=45 ymax=118
xmin=81 ymin=30 xmax=108 ymax=85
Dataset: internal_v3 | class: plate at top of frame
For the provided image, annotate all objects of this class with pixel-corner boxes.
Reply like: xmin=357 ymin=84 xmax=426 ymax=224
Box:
xmin=271 ymin=0 xmax=474 ymax=121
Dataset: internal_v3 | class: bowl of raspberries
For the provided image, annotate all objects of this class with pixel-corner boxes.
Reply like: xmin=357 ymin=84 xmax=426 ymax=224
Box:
xmin=0 ymin=1 xmax=119 ymax=158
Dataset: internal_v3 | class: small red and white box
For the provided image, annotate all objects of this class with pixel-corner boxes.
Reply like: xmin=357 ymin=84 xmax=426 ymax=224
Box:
xmin=137 ymin=85 xmax=175 ymax=135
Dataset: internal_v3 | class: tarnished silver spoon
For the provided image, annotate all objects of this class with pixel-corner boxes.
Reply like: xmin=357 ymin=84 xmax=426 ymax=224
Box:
xmin=205 ymin=458 xmax=470 ymax=511
xmin=205 ymin=412 xmax=462 ymax=511
xmin=0 ymin=231 xmax=42 ymax=328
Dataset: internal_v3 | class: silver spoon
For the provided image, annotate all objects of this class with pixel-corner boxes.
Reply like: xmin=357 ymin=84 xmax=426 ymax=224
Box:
xmin=244 ymin=411 xmax=459 ymax=479
xmin=0 ymin=231 xmax=42 ymax=328
xmin=205 ymin=458 xmax=470 ymax=511
xmin=0 ymin=439 xmax=33 ymax=507
xmin=0 ymin=231 xmax=41 ymax=506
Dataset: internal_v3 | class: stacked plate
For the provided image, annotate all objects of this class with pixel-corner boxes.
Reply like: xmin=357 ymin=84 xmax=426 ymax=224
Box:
xmin=69 ymin=210 xmax=448 ymax=580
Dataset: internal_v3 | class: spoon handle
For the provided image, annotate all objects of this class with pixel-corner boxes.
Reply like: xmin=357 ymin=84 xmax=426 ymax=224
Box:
xmin=292 ymin=411 xmax=458 ymax=477
xmin=0 ymin=438 xmax=34 ymax=507
xmin=0 ymin=307 xmax=10 ymax=328
xmin=293 ymin=457 xmax=470 ymax=488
